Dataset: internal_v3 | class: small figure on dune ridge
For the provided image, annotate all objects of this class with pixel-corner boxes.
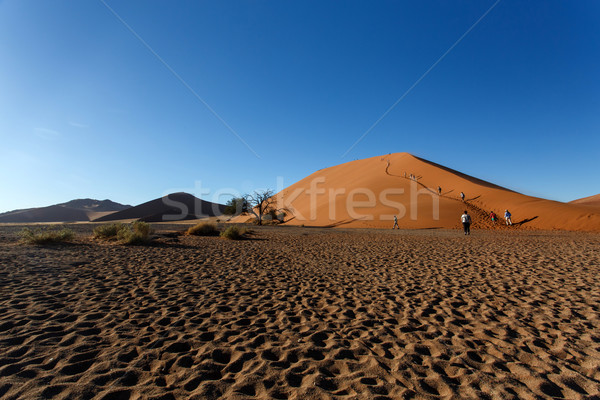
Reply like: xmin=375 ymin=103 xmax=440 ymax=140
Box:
xmin=490 ymin=211 xmax=497 ymax=224
xmin=460 ymin=192 xmax=465 ymax=202
xmin=461 ymin=210 xmax=471 ymax=235
xmin=392 ymin=215 xmax=399 ymax=229
xmin=438 ymin=186 xmax=442 ymax=195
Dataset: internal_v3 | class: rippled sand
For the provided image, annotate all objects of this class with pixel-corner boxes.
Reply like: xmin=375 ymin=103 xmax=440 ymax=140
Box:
xmin=0 ymin=225 xmax=599 ymax=399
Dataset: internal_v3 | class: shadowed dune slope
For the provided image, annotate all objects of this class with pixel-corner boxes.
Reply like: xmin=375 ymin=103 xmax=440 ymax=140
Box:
xmin=0 ymin=199 xmax=131 ymax=223
xmin=59 ymin=198 xmax=131 ymax=212
xmin=275 ymin=153 xmax=600 ymax=231
xmin=94 ymin=192 xmax=225 ymax=222
xmin=570 ymin=193 xmax=600 ymax=208
xmin=0 ymin=205 xmax=91 ymax=223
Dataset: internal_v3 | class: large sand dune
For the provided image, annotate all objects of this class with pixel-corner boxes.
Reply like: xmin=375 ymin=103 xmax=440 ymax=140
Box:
xmin=274 ymin=153 xmax=600 ymax=231
xmin=570 ymin=193 xmax=600 ymax=208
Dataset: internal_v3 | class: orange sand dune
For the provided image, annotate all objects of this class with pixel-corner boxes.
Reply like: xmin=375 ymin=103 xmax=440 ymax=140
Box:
xmin=274 ymin=153 xmax=600 ymax=231
xmin=570 ymin=193 xmax=600 ymax=208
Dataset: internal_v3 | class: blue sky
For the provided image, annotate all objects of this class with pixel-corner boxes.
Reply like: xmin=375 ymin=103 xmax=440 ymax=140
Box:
xmin=1 ymin=0 xmax=598 ymax=212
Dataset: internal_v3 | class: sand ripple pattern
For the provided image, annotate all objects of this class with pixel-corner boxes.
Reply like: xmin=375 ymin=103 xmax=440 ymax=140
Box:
xmin=0 ymin=226 xmax=599 ymax=399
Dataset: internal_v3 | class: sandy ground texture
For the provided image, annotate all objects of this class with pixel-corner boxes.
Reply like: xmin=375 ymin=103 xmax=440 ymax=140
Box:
xmin=0 ymin=224 xmax=599 ymax=399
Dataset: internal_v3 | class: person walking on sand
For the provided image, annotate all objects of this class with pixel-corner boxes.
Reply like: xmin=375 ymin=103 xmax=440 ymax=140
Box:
xmin=392 ymin=215 xmax=399 ymax=229
xmin=504 ymin=209 xmax=513 ymax=225
xmin=438 ymin=186 xmax=442 ymax=195
xmin=460 ymin=192 xmax=465 ymax=202
xmin=461 ymin=210 xmax=471 ymax=235
xmin=490 ymin=211 xmax=497 ymax=224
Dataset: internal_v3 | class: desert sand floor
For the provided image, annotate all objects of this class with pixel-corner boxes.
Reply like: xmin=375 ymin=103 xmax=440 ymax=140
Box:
xmin=0 ymin=225 xmax=599 ymax=400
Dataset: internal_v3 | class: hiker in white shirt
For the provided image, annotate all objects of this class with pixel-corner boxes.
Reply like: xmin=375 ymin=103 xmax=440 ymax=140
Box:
xmin=461 ymin=211 xmax=471 ymax=235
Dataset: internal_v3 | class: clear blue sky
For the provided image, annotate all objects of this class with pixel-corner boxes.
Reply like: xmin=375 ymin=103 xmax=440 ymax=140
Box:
xmin=1 ymin=0 xmax=599 ymax=212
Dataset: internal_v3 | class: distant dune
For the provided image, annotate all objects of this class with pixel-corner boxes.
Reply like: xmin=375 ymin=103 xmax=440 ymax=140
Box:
xmin=570 ymin=193 xmax=600 ymax=208
xmin=60 ymin=198 xmax=131 ymax=213
xmin=94 ymin=192 xmax=225 ymax=222
xmin=0 ymin=198 xmax=131 ymax=223
xmin=273 ymin=153 xmax=600 ymax=231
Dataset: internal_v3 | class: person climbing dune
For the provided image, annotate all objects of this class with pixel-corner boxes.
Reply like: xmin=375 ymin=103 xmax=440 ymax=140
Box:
xmin=504 ymin=210 xmax=513 ymax=225
xmin=461 ymin=210 xmax=471 ymax=235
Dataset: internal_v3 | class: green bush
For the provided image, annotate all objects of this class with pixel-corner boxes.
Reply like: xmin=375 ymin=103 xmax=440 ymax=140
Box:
xmin=94 ymin=221 xmax=153 ymax=245
xmin=224 ymin=197 xmax=248 ymax=215
xmin=220 ymin=226 xmax=244 ymax=240
xmin=20 ymin=227 xmax=75 ymax=245
xmin=117 ymin=230 xmax=148 ymax=245
xmin=117 ymin=221 xmax=153 ymax=245
xmin=93 ymin=223 xmax=125 ymax=239
xmin=132 ymin=221 xmax=151 ymax=237
xmin=187 ymin=222 xmax=219 ymax=236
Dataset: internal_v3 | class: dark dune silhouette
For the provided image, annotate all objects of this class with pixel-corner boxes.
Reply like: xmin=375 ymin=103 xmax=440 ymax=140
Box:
xmin=0 ymin=199 xmax=131 ymax=223
xmin=0 ymin=205 xmax=90 ymax=223
xmin=59 ymin=198 xmax=131 ymax=212
xmin=94 ymin=192 xmax=225 ymax=222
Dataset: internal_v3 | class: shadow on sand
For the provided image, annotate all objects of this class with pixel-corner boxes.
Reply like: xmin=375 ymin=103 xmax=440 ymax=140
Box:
xmin=515 ymin=216 xmax=539 ymax=226
xmin=317 ymin=219 xmax=360 ymax=228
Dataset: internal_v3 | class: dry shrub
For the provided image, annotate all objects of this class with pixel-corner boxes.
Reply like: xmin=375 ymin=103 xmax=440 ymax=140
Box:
xmin=95 ymin=221 xmax=153 ymax=245
xmin=187 ymin=223 xmax=219 ymax=236
xmin=20 ymin=227 xmax=75 ymax=245
xmin=220 ymin=226 xmax=244 ymax=240
xmin=93 ymin=223 xmax=125 ymax=239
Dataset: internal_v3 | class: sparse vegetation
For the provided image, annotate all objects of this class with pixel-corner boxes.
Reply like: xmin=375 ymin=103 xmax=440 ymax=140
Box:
xmin=94 ymin=221 xmax=153 ymax=245
xmin=224 ymin=197 xmax=248 ymax=216
xmin=223 ymin=190 xmax=288 ymax=226
xmin=276 ymin=211 xmax=286 ymax=223
xmin=93 ymin=223 xmax=125 ymax=239
xmin=267 ymin=209 xmax=278 ymax=221
xmin=187 ymin=222 xmax=219 ymax=236
xmin=117 ymin=221 xmax=153 ymax=245
xmin=20 ymin=227 xmax=75 ymax=245
xmin=220 ymin=226 xmax=244 ymax=240
xmin=132 ymin=221 xmax=151 ymax=237
xmin=244 ymin=190 xmax=274 ymax=225
xmin=263 ymin=209 xmax=287 ymax=225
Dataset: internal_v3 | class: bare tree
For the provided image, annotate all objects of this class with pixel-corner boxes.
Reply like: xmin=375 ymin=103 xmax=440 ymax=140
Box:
xmin=244 ymin=189 xmax=287 ymax=225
